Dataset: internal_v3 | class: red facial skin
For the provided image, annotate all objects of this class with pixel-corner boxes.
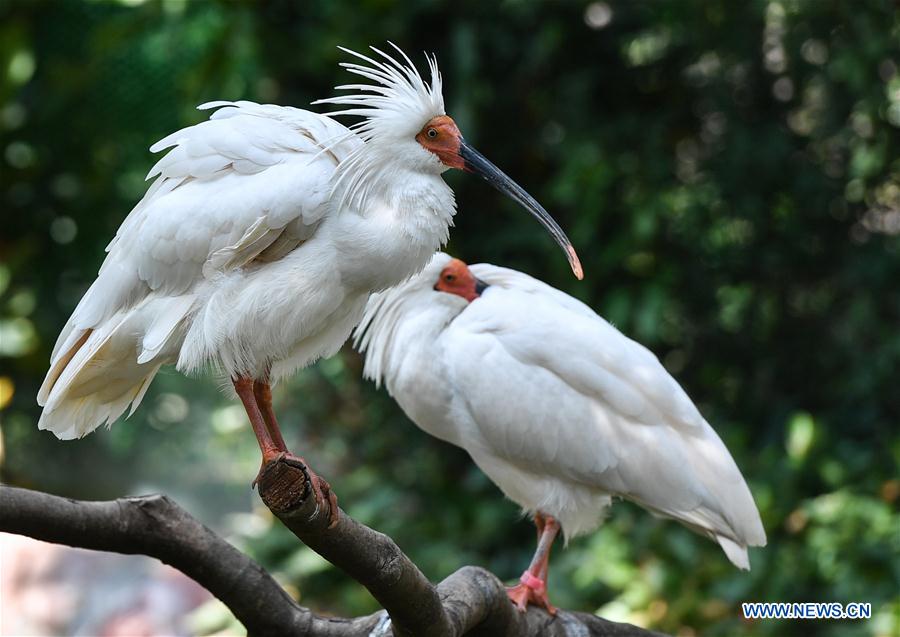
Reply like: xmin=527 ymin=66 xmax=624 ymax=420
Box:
xmin=434 ymin=258 xmax=480 ymax=302
xmin=416 ymin=115 xmax=465 ymax=170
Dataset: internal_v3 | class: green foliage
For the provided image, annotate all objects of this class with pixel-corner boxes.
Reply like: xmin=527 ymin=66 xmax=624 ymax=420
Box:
xmin=2 ymin=1 xmax=898 ymax=636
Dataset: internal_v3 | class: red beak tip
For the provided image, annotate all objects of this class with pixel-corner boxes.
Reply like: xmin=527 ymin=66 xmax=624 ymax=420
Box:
xmin=567 ymin=246 xmax=584 ymax=280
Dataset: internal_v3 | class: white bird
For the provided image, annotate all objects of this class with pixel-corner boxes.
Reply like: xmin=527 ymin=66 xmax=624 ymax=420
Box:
xmin=355 ymin=253 xmax=766 ymax=613
xmin=36 ymin=44 xmax=582 ymax=514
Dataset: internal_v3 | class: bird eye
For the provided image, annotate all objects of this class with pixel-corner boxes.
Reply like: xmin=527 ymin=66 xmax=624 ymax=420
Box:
xmin=444 ymin=274 xmax=455 ymax=282
xmin=427 ymin=128 xmax=438 ymax=139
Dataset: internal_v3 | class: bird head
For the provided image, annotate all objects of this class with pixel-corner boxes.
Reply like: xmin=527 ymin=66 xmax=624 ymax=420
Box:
xmin=433 ymin=257 xmax=488 ymax=303
xmin=317 ymin=43 xmax=583 ymax=280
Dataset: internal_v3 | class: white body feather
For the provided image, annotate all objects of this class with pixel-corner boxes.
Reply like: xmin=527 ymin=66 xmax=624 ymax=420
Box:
xmin=355 ymin=254 xmax=766 ymax=569
xmin=38 ymin=47 xmax=457 ymax=440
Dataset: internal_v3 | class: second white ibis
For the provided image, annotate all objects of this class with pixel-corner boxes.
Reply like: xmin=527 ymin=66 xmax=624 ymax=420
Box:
xmin=355 ymin=253 xmax=766 ymax=612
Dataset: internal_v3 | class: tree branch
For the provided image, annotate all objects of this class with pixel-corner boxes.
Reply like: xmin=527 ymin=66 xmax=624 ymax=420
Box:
xmin=0 ymin=478 xmax=667 ymax=637
xmin=0 ymin=484 xmax=380 ymax=636
xmin=256 ymin=455 xmax=452 ymax=636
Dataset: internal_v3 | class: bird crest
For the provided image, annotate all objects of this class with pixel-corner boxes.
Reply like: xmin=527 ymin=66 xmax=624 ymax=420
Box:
xmin=314 ymin=42 xmax=445 ymax=143
xmin=314 ymin=43 xmax=451 ymax=214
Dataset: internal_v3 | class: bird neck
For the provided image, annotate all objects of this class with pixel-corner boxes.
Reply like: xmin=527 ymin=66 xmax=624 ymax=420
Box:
xmin=359 ymin=294 xmax=461 ymax=390
xmin=330 ymin=146 xmax=457 ymax=293
xmin=333 ymin=141 xmax=455 ymax=225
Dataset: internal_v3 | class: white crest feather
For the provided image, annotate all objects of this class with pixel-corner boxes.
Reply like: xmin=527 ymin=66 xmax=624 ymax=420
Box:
xmin=314 ymin=42 xmax=445 ymax=143
xmin=313 ymin=43 xmax=449 ymax=214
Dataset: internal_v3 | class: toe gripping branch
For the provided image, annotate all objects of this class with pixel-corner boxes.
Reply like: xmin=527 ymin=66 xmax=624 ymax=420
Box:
xmin=256 ymin=455 xmax=338 ymax=529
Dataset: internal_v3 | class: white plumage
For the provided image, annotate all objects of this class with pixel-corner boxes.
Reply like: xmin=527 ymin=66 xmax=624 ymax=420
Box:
xmin=37 ymin=43 xmax=580 ymax=463
xmin=355 ymin=253 xmax=765 ymax=610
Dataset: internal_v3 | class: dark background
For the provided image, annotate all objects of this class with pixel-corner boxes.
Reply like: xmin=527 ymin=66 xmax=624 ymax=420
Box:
xmin=1 ymin=1 xmax=898 ymax=636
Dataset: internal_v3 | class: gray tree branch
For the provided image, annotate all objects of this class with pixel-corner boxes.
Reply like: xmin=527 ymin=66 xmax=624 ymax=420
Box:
xmin=1 ymin=468 xmax=667 ymax=637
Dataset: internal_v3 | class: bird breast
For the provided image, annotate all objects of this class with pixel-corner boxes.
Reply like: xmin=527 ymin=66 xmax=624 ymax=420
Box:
xmin=178 ymin=175 xmax=453 ymax=379
xmin=330 ymin=182 xmax=455 ymax=293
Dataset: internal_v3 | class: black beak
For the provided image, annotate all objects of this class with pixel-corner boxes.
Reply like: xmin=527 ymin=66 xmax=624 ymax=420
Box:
xmin=474 ymin=278 xmax=489 ymax=296
xmin=458 ymin=140 xmax=583 ymax=280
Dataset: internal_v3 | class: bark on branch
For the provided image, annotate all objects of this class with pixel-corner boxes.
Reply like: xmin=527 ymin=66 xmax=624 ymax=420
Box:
xmin=1 ymin=467 xmax=667 ymax=637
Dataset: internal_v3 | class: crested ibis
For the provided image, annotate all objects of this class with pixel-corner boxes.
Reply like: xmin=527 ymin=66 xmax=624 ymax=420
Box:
xmin=355 ymin=253 xmax=766 ymax=612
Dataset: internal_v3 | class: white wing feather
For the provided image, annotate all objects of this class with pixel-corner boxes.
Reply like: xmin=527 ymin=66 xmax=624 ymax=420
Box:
xmin=78 ymin=102 xmax=357 ymax=327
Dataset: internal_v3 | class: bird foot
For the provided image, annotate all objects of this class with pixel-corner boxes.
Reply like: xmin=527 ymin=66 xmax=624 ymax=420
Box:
xmin=506 ymin=571 xmax=557 ymax=615
xmin=308 ymin=469 xmax=339 ymax=529
xmin=254 ymin=451 xmax=339 ymax=528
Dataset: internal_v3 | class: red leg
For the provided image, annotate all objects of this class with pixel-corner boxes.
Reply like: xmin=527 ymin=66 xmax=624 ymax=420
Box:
xmin=243 ymin=375 xmax=339 ymax=528
xmin=506 ymin=514 xmax=560 ymax=615
xmin=233 ymin=376 xmax=281 ymax=461
xmin=532 ymin=513 xmax=551 ymax=582
xmin=537 ymin=538 xmax=553 ymax=583
xmin=253 ymin=378 xmax=288 ymax=452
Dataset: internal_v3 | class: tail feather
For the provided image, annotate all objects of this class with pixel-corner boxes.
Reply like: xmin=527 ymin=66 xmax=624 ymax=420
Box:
xmin=38 ymin=329 xmax=91 ymax=406
xmin=644 ymin=500 xmax=765 ymax=570
xmin=127 ymin=370 xmax=158 ymax=418
xmin=39 ymin=370 xmax=159 ymax=440
xmin=716 ymin=534 xmax=751 ymax=570
xmin=37 ymin=295 xmax=191 ymax=439
xmin=633 ymin=422 xmax=767 ymax=570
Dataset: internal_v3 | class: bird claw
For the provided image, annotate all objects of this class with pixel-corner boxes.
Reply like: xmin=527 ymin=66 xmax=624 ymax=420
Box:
xmin=309 ymin=471 xmax=340 ymax=529
xmin=506 ymin=572 xmax=557 ymax=615
xmin=253 ymin=452 xmax=339 ymax=528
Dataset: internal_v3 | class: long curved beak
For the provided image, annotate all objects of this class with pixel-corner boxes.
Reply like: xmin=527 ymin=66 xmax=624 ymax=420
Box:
xmin=458 ymin=140 xmax=583 ymax=280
